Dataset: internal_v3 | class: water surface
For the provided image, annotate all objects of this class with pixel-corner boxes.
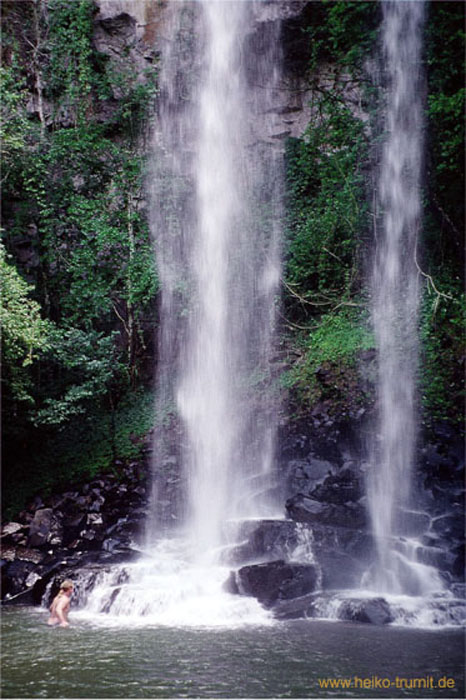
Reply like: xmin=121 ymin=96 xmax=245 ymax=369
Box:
xmin=2 ymin=607 xmax=464 ymax=698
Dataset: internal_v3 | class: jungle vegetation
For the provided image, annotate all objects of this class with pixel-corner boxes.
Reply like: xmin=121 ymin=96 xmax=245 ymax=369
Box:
xmin=1 ymin=0 xmax=464 ymax=516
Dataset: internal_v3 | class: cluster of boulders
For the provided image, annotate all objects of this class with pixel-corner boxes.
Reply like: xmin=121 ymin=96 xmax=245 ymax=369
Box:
xmin=2 ymin=413 xmax=463 ymax=625
xmin=279 ymin=420 xmax=375 ymax=591
xmin=222 ymin=416 xmax=465 ymax=621
xmin=418 ymin=423 xmax=465 ymax=581
xmin=1 ymin=460 xmax=149 ymax=606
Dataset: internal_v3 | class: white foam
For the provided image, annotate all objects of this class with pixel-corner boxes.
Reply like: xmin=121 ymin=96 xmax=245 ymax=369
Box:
xmin=78 ymin=539 xmax=273 ymax=628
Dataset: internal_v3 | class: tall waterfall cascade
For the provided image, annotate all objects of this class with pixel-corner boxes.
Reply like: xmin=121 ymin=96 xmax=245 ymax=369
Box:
xmin=78 ymin=0 xmax=286 ymax=625
xmin=150 ymin=0 xmax=284 ymax=555
xmin=366 ymin=0 xmax=442 ymax=596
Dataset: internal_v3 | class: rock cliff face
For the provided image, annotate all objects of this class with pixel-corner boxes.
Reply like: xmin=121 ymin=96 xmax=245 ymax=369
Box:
xmin=90 ymin=0 xmax=317 ymax=141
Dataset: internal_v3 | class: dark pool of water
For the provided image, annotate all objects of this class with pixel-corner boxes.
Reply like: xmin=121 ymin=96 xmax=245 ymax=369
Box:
xmin=1 ymin=607 xmax=464 ymax=698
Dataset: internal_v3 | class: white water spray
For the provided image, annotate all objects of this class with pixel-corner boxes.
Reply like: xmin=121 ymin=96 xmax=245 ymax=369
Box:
xmin=153 ymin=0 xmax=283 ymax=561
xmin=367 ymin=0 xmax=439 ymax=595
xmin=82 ymin=1 xmax=284 ymax=623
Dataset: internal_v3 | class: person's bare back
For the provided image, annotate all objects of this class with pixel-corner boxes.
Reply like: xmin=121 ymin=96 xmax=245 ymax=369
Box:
xmin=48 ymin=580 xmax=73 ymax=627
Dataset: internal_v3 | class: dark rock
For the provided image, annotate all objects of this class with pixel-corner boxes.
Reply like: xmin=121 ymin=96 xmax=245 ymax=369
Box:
xmin=27 ymin=509 xmax=56 ymax=547
xmin=222 ymin=519 xmax=296 ymax=566
xmin=29 ymin=495 xmax=45 ymax=512
xmin=76 ymin=495 xmax=91 ymax=509
xmin=271 ymin=592 xmax=317 ymax=619
xmin=229 ymin=560 xmax=319 ymax=608
xmin=405 ymin=543 xmax=452 ymax=572
xmin=337 ymin=597 xmax=394 ymax=625
xmin=310 ymin=468 xmax=363 ymax=505
xmin=393 ymin=509 xmax=431 ymax=537
xmin=1 ymin=546 xmax=45 ymax=564
xmin=1 ymin=560 xmax=37 ymax=598
xmin=286 ymin=494 xmax=367 ymax=529
xmin=315 ymin=550 xmax=367 ymax=590
xmin=102 ymin=538 xmax=122 ymax=553
xmin=100 ymin=548 xmax=142 ymax=565
xmin=62 ymin=514 xmax=87 ymax=546
xmin=44 ymin=494 xmax=66 ymax=510
xmin=18 ymin=511 xmax=33 ymax=524
xmin=451 ymin=583 xmax=466 ymax=599
xmin=15 ymin=546 xmax=45 ymax=564
xmin=431 ymin=512 xmax=464 ymax=540
xmin=89 ymin=495 xmax=105 ymax=512
xmin=101 ymin=587 xmax=121 ymax=613
xmin=451 ymin=544 xmax=465 ymax=579
xmin=87 ymin=513 xmax=104 ymax=528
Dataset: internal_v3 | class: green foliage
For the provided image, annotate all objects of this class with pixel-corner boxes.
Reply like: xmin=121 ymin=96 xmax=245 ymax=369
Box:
xmin=44 ymin=0 xmax=158 ymax=133
xmin=425 ymin=2 xmax=465 ymax=256
xmin=282 ymin=4 xmax=377 ymax=417
xmin=0 ymin=63 xmax=36 ymax=180
xmin=285 ymin=96 xmax=368 ymax=316
xmin=46 ymin=0 xmax=94 ymax=118
xmin=1 ymin=0 xmax=158 ymax=497
xmin=282 ymin=309 xmax=374 ymax=413
xmin=419 ymin=3 xmax=465 ymax=425
xmin=0 ymin=243 xmax=51 ymax=410
xmin=302 ymin=1 xmax=379 ymax=72
xmin=3 ymin=389 xmax=155 ymax=519
xmin=420 ymin=283 xmax=465 ymax=428
xmin=2 ymin=0 xmax=158 ymax=348
xmin=0 ymin=244 xmax=50 ymax=367
xmin=31 ymin=327 xmax=121 ymax=426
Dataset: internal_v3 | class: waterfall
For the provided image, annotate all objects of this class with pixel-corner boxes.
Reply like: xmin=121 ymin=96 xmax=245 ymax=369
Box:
xmin=367 ymin=0 xmax=438 ymax=595
xmin=78 ymin=0 xmax=284 ymax=625
xmin=149 ymin=0 xmax=283 ymax=561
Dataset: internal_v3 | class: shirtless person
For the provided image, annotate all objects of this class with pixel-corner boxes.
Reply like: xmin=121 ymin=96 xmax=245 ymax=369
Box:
xmin=48 ymin=580 xmax=73 ymax=627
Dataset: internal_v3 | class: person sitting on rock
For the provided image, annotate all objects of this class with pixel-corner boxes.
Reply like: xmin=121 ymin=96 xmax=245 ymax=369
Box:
xmin=47 ymin=579 xmax=74 ymax=627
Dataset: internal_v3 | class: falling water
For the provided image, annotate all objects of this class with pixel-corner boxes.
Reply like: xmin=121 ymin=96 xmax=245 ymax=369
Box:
xmin=150 ymin=0 xmax=283 ymax=559
xmin=80 ymin=0 xmax=284 ymax=623
xmin=175 ymin=1 xmax=283 ymax=559
xmin=367 ymin=0 xmax=438 ymax=595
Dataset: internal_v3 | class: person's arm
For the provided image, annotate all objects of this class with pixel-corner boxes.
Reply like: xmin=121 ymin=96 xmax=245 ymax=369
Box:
xmin=55 ymin=597 xmax=70 ymax=627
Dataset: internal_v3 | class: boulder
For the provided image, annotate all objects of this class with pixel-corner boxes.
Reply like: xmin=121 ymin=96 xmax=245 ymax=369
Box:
xmin=226 ymin=560 xmax=319 ymax=608
xmin=393 ymin=508 xmax=431 ymax=537
xmin=336 ymin=597 xmax=394 ymax=625
xmin=315 ymin=550 xmax=368 ymax=590
xmin=62 ymin=514 xmax=87 ymax=547
xmin=1 ymin=560 xmax=38 ymax=598
xmin=431 ymin=512 xmax=464 ymax=540
xmin=271 ymin=592 xmax=317 ymax=619
xmin=27 ymin=509 xmax=61 ymax=548
xmin=1 ymin=522 xmax=24 ymax=539
xmin=222 ymin=519 xmax=297 ymax=566
xmin=310 ymin=468 xmax=363 ymax=504
xmin=286 ymin=494 xmax=367 ymax=529
xmin=4 ymin=546 xmax=45 ymax=564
